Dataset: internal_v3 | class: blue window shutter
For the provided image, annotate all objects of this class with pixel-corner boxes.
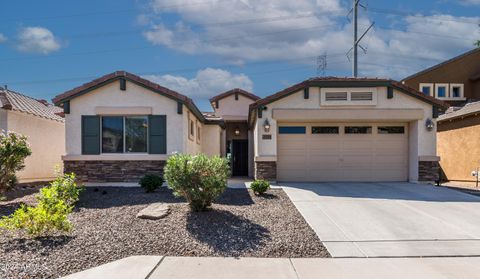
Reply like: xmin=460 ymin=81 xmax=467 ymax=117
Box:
xmin=82 ymin=116 xmax=100 ymax=155
xmin=149 ymin=115 xmax=167 ymax=154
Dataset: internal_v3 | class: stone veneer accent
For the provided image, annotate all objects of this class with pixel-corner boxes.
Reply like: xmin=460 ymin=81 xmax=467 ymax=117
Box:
xmin=418 ymin=160 xmax=440 ymax=182
xmin=255 ymin=161 xmax=277 ymax=181
xmin=64 ymin=160 xmax=166 ymax=183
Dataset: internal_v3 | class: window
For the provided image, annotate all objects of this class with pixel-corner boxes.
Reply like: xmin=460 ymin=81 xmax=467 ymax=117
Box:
xmin=325 ymin=92 xmax=348 ymax=101
xmin=189 ymin=118 xmax=195 ymax=140
xmin=279 ymin=126 xmax=306 ymax=134
xmin=312 ymin=126 xmax=339 ymax=134
xmin=345 ymin=126 xmax=372 ymax=134
xmin=435 ymin=84 xmax=448 ymax=98
xmin=450 ymin=84 xmax=464 ymax=98
xmin=102 ymin=117 xmax=123 ymax=153
xmin=102 ymin=116 xmax=148 ymax=153
xmin=419 ymin=83 xmax=433 ymax=96
xmin=351 ymin=92 xmax=373 ymax=101
xmin=197 ymin=125 xmax=201 ymax=143
xmin=378 ymin=126 xmax=405 ymax=134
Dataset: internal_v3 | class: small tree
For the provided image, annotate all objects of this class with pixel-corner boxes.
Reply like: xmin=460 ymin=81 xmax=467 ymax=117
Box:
xmin=0 ymin=131 xmax=32 ymax=195
xmin=164 ymin=154 xmax=230 ymax=212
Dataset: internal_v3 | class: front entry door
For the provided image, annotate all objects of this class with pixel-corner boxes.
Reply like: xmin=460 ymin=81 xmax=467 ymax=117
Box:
xmin=232 ymin=140 xmax=248 ymax=176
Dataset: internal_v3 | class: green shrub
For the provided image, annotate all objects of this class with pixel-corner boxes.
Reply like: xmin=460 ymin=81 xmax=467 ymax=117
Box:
xmin=250 ymin=180 xmax=270 ymax=195
xmin=0 ymin=131 xmax=32 ymax=195
xmin=140 ymin=174 xmax=164 ymax=193
xmin=0 ymin=173 xmax=83 ymax=237
xmin=164 ymin=154 xmax=230 ymax=212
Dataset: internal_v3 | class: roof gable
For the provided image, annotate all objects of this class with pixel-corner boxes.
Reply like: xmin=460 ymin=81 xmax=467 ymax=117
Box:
xmin=209 ymin=88 xmax=260 ymax=104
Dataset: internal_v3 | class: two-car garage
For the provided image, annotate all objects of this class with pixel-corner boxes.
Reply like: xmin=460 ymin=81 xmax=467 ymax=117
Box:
xmin=277 ymin=123 xmax=409 ymax=182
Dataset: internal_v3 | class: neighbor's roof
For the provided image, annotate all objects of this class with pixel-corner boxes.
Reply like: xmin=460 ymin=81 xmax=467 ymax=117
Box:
xmin=52 ymin=71 xmax=221 ymax=125
xmin=438 ymin=101 xmax=480 ymax=122
xmin=249 ymin=76 xmax=447 ymax=110
xmin=209 ymin=88 xmax=260 ymax=103
xmin=402 ymin=48 xmax=480 ymax=82
xmin=0 ymin=87 xmax=64 ymax=122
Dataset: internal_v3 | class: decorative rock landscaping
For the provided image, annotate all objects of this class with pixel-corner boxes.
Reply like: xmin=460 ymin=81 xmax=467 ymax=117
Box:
xmin=136 ymin=203 xmax=170 ymax=220
xmin=0 ymin=187 xmax=329 ymax=278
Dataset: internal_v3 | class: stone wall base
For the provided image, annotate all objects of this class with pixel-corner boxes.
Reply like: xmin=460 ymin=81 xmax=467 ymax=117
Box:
xmin=418 ymin=160 xmax=440 ymax=182
xmin=64 ymin=160 xmax=166 ymax=183
xmin=255 ymin=161 xmax=277 ymax=181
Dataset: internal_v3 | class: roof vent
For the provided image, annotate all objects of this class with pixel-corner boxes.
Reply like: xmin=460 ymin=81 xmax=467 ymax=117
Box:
xmin=38 ymin=99 xmax=50 ymax=106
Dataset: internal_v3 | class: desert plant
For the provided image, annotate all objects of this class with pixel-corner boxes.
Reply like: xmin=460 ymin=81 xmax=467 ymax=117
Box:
xmin=164 ymin=153 xmax=230 ymax=211
xmin=250 ymin=180 xmax=270 ymax=195
xmin=0 ymin=131 xmax=32 ymax=196
xmin=140 ymin=174 xmax=164 ymax=193
xmin=0 ymin=173 xmax=83 ymax=237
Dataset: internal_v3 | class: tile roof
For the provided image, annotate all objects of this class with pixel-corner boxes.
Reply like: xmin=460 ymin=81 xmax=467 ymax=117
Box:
xmin=209 ymin=88 xmax=260 ymax=103
xmin=0 ymin=87 xmax=64 ymax=122
xmin=438 ymin=101 xmax=480 ymax=122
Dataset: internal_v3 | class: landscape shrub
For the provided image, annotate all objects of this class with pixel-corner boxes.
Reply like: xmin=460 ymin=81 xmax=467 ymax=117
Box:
xmin=0 ymin=131 xmax=32 ymax=196
xmin=0 ymin=173 xmax=83 ymax=237
xmin=250 ymin=180 xmax=270 ymax=195
xmin=140 ymin=174 xmax=164 ymax=193
xmin=164 ymin=154 xmax=230 ymax=212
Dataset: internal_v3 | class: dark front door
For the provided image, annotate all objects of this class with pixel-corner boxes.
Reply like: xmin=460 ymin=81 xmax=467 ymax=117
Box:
xmin=232 ymin=140 xmax=248 ymax=176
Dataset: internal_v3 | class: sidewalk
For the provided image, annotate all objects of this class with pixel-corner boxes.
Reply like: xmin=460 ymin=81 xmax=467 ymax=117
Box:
xmin=63 ymin=256 xmax=480 ymax=279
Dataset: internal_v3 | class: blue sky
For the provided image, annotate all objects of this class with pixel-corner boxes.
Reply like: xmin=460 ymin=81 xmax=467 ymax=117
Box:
xmin=0 ymin=0 xmax=479 ymax=111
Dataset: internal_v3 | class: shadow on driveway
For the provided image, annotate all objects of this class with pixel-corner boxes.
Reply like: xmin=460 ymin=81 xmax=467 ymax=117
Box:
xmin=279 ymin=182 xmax=480 ymax=203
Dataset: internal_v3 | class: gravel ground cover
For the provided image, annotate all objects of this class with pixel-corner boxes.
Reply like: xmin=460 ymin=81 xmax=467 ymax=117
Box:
xmin=0 ymin=187 xmax=329 ymax=278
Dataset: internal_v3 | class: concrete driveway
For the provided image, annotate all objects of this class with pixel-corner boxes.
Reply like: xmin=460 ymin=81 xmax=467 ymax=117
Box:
xmin=280 ymin=182 xmax=480 ymax=258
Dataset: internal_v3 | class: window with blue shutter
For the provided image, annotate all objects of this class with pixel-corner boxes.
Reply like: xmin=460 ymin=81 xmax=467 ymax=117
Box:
xmin=148 ymin=115 xmax=167 ymax=154
xmin=82 ymin=116 xmax=100 ymax=154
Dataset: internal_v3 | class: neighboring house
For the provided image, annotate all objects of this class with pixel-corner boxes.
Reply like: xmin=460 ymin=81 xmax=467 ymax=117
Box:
xmin=0 ymin=87 xmax=65 ymax=182
xmin=437 ymin=102 xmax=480 ymax=183
xmin=52 ymin=71 xmax=225 ymax=183
xmin=402 ymin=48 xmax=480 ymax=107
xmin=53 ymin=72 xmax=447 ymax=184
xmin=209 ymin=89 xmax=260 ymax=177
xmin=248 ymin=77 xmax=447 ymax=183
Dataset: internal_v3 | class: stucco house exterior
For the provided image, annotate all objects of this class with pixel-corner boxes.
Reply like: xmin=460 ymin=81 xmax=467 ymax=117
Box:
xmin=53 ymin=72 xmax=446 ymax=184
xmin=402 ymin=48 xmax=480 ymax=107
xmin=0 ymin=87 xmax=65 ymax=182
xmin=437 ymin=102 xmax=480 ymax=183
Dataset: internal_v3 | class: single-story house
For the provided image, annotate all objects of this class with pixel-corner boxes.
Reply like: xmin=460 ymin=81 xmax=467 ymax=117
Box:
xmin=0 ymin=87 xmax=65 ymax=182
xmin=53 ymin=72 xmax=447 ymax=184
xmin=437 ymin=102 xmax=480 ymax=183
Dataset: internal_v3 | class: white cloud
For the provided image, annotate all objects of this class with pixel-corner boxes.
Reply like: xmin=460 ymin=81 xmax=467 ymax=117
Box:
xmin=16 ymin=26 xmax=62 ymax=54
xmin=0 ymin=33 xmax=7 ymax=43
xmin=143 ymin=68 xmax=253 ymax=100
xmin=141 ymin=0 xmax=480 ymax=78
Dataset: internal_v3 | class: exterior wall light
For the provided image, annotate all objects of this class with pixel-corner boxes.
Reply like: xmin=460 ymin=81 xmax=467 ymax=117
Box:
xmin=234 ymin=127 xmax=240 ymax=136
xmin=425 ymin=118 xmax=434 ymax=131
xmin=263 ymin=118 xmax=271 ymax=133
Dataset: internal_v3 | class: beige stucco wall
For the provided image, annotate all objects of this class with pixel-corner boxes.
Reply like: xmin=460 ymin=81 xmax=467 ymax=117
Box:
xmin=65 ymin=80 xmax=186 ymax=157
xmin=437 ymin=119 xmax=480 ymax=182
xmin=7 ymin=110 xmax=65 ymax=182
xmin=201 ymin=124 xmax=222 ymax=156
xmin=184 ymin=110 xmax=203 ymax=155
xmin=213 ymin=94 xmax=255 ymax=120
xmin=253 ymin=86 xmax=437 ymax=182
xmin=0 ymin=109 xmax=7 ymax=131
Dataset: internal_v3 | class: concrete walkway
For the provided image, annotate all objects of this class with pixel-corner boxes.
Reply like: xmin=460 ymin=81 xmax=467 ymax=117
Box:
xmin=281 ymin=182 xmax=480 ymax=258
xmin=63 ymin=256 xmax=480 ymax=279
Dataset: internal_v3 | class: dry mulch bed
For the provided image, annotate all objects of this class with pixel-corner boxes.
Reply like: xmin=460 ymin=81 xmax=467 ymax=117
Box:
xmin=0 ymin=187 xmax=329 ymax=278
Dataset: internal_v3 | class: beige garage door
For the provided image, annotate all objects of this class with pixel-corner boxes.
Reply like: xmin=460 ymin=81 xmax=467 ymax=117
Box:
xmin=277 ymin=123 xmax=408 ymax=182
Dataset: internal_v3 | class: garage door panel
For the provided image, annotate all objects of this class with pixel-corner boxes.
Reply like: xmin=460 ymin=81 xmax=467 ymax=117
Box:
xmin=277 ymin=123 xmax=408 ymax=182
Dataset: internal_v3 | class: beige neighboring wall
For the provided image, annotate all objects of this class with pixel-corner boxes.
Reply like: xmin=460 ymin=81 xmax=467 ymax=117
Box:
xmin=253 ymin=86 xmax=437 ymax=182
xmin=437 ymin=117 xmax=480 ymax=182
xmin=183 ymin=109 xmax=203 ymax=155
xmin=65 ymin=80 xmax=185 ymax=157
xmin=0 ymin=109 xmax=7 ymax=131
xmin=7 ymin=110 xmax=65 ymax=182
